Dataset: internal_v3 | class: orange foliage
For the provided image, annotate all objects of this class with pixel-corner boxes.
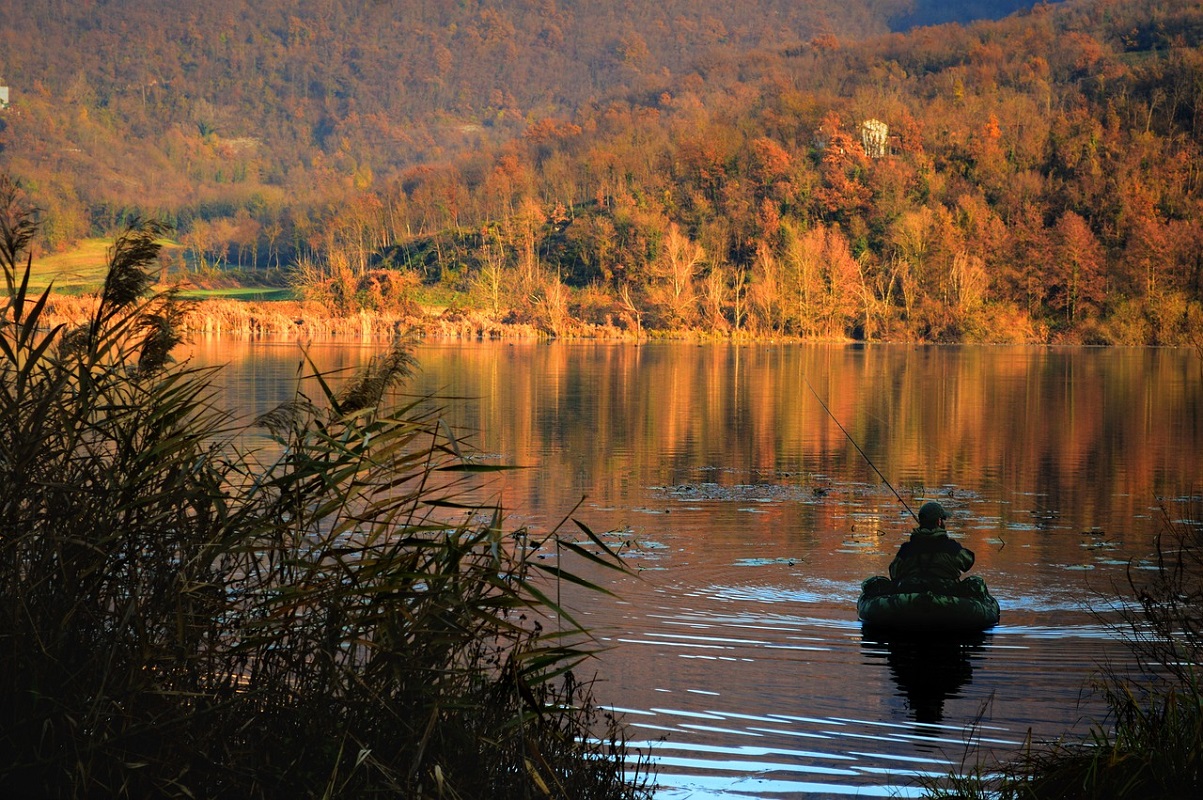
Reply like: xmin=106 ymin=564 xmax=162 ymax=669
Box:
xmin=3 ymin=0 xmax=1203 ymax=343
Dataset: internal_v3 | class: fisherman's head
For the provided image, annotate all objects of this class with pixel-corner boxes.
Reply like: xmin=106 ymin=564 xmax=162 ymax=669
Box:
xmin=918 ymin=501 xmax=948 ymax=529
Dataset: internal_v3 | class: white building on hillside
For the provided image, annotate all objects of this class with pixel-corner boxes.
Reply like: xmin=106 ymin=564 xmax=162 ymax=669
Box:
xmin=861 ymin=119 xmax=889 ymax=158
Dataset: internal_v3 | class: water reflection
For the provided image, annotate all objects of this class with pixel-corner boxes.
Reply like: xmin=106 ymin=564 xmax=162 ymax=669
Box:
xmin=861 ymin=633 xmax=987 ymax=727
xmin=183 ymin=339 xmax=1201 ymax=798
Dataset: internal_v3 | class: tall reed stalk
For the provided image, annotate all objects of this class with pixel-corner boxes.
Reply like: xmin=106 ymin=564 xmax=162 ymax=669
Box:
xmin=0 ymin=176 xmax=650 ymax=799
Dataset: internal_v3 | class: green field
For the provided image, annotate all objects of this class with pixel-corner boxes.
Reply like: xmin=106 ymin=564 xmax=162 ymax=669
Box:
xmin=26 ymin=239 xmax=113 ymax=294
xmin=27 ymin=239 xmax=293 ymax=301
xmin=175 ymin=286 xmax=295 ymax=301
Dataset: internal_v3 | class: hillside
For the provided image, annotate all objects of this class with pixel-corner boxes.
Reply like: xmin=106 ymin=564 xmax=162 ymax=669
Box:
xmin=0 ymin=1 xmax=903 ymax=220
xmin=2 ymin=0 xmax=1200 ymax=345
xmin=0 ymin=1 xmax=1050 ymax=238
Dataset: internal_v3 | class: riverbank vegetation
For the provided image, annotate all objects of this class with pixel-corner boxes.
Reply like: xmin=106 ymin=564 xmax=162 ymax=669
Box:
xmin=923 ymin=507 xmax=1203 ymax=799
xmin=0 ymin=183 xmax=650 ymax=796
xmin=3 ymin=1 xmax=1202 ymax=344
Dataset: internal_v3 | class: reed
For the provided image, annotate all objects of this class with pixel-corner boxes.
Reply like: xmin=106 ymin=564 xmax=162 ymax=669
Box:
xmin=1 ymin=177 xmax=651 ymax=798
xmin=40 ymin=294 xmax=640 ymax=342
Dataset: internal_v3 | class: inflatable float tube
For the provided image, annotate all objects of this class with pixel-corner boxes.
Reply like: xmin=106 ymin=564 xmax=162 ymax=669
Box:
xmin=857 ymin=576 xmax=1000 ymax=634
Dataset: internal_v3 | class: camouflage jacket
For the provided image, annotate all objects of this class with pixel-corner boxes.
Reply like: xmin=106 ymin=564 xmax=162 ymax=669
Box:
xmin=888 ymin=527 xmax=975 ymax=591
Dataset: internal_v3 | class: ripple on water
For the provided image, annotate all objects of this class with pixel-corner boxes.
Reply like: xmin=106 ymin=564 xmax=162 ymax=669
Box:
xmin=593 ymin=578 xmax=1129 ymax=799
xmin=620 ymin=704 xmax=1009 ymax=798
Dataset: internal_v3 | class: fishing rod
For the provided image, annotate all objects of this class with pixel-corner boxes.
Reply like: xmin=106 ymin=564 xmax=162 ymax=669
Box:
xmin=804 ymin=378 xmax=919 ymax=525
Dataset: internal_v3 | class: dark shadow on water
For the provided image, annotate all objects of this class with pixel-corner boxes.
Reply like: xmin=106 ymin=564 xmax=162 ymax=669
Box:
xmin=861 ymin=631 xmax=989 ymax=725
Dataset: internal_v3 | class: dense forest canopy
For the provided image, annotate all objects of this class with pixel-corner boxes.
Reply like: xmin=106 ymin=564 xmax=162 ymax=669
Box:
xmin=0 ymin=0 xmax=912 ymax=206
xmin=1 ymin=0 xmax=1201 ymax=344
xmin=0 ymin=0 xmax=1050 ymax=226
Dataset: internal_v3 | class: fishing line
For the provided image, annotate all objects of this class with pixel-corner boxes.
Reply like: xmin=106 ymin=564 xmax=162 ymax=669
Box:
xmin=804 ymin=378 xmax=919 ymax=525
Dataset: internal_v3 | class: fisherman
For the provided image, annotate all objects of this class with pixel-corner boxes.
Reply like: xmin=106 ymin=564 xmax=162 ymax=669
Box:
xmin=858 ymin=500 xmax=998 ymax=630
xmin=888 ymin=501 xmax=984 ymax=596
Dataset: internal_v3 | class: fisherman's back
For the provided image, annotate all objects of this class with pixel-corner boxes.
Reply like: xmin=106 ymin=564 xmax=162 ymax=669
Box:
xmin=889 ymin=527 xmax=975 ymax=591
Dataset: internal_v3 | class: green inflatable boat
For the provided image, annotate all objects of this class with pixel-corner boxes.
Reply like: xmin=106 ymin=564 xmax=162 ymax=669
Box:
xmin=857 ymin=576 xmax=1000 ymax=634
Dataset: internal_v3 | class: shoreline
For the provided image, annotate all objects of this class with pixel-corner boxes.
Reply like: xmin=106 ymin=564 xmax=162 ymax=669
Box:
xmin=41 ymin=295 xmax=864 ymax=344
xmin=40 ymin=294 xmax=1196 ymax=348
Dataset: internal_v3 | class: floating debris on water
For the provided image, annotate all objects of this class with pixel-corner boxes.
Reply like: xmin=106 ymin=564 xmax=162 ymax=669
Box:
xmin=650 ymin=482 xmax=812 ymax=503
xmin=733 ymin=557 xmax=799 ymax=567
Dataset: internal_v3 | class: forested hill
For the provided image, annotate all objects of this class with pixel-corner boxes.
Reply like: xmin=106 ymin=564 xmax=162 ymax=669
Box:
xmin=2 ymin=0 xmax=1201 ymax=346
xmin=2 ymin=0 xmax=1042 ymax=229
xmin=0 ymin=0 xmax=909 ymax=208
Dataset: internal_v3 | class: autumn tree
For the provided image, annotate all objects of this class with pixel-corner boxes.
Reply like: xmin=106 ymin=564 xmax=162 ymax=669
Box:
xmin=999 ymin=203 xmax=1052 ymax=319
xmin=700 ymin=261 xmax=731 ymax=333
xmin=778 ymin=222 xmax=861 ymax=339
xmin=779 ymin=221 xmax=825 ymax=336
xmin=813 ymin=112 xmax=872 ymax=226
xmin=818 ymin=225 xmax=864 ymax=338
xmin=646 ymin=222 xmax=704 ymax=328
xmin=886 ymin=207 xmax=936 ymax=320
xmin=470 ymin=236 xmax=510 ymax=317
xmin=1122 ymin=209 xmax=1173 ymax=298
xmin=747 ymin=136 xmax=795 ymax=201
xmin=750 ymin=243 xmax=783 ymax=333
xmin=948 ymin=250 xmax=989 ymax=315
xmin=1049 ymin=211 xmax=1105 ymax=326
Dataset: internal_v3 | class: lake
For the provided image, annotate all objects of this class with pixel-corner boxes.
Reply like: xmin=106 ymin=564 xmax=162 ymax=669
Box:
xmin=188 ymin=338 xmax=1202 ymax=799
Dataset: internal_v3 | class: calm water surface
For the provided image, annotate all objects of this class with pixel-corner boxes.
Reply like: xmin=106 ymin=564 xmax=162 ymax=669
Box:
xmin=188 ymin=339 xmax=1202 ymax=799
